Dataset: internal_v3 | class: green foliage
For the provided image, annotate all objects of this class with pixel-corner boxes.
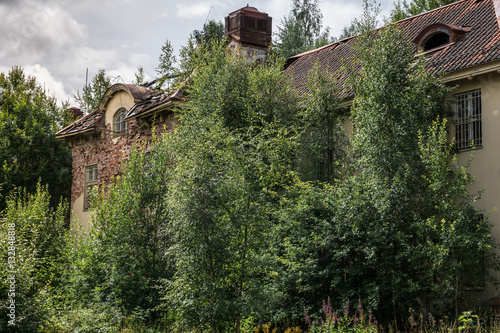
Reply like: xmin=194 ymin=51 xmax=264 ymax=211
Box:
xmin=0 ymin=184 xmax=68 ymax=332
xmin=156 ymin=20 xmax=225 ymax=90
xmin=165 ymin=42 xmax=300 ymax=331
xmin=74 ymin=69 xmax=112 ymax=114
xmin=0 ymin=66 xmax=71 ymax=211
xmin=275 ymin=0 xmax=335 ymax=58
xmin=271 ymin=24 xmax=497 ymax=324
xmin=178 ymin=20 xmax=225 ymax=78
xmin=346 ymin=25 xmax=494 ymax=318
xmin=133 ymin=65 xmax=146 ymax=85
xmin=338 ymin=0 xmax=380 ymax=40
xmin=297 ymin=63 xmax=348 ymax=183
xmin=62 ymin=137 xmax=175 ymax=325
xmin=390 ymin=0 xmax=458 ymax=21
xmin=156 ymin=39 xmax=177 ymax=89
xmin=458 ymin=311 xmax=480 ymax=333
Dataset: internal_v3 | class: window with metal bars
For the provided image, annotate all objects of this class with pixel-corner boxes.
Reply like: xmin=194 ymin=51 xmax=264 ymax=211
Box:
xmin=454 ymin=89 xmax=482 ymax=150
xmin=84 ymin=164 xmax=98 ymax=210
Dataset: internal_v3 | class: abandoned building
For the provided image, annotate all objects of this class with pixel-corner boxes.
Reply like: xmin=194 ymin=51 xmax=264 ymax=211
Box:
xmin=55 ymin=6 xmax=273 ymax=228
xmin=57 ymin=0 xmax=500 ymax=296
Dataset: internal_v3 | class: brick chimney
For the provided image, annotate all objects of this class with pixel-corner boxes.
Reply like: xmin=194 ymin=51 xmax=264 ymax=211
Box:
xmin=225 ymin=5 xmax=272 ymax=64
xmin=67 ymin=107 xmax=83 ymax=120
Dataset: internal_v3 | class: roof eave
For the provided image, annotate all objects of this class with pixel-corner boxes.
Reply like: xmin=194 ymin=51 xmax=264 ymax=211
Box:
xmin=125 ymin=100 xmax=181 ymax=121
xmin=55 ymin=126 xmax=106 ymax=140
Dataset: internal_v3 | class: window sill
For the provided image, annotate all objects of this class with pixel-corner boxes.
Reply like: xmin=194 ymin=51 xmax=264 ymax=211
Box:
xmin=455 ymin=145 xmax=483 ymax=153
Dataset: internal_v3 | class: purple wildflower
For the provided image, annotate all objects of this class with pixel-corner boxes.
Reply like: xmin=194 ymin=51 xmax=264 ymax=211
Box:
xmin=323 ymin=297 xmax=332 ymax=320
xmin=344 ymin=299 xmax=350 ymax=317
xmin=357 ymin=298 xmax=364 ymax=319
xmin=304 ymin=306 xmax=312 ymax=325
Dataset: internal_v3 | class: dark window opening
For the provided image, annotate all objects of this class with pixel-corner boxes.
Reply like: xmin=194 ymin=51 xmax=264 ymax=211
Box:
xmin=257 ymin=20 xmax=267 ymax=30
xmin=245 ymin=17 xmax=255 ymax=29
xmin=230 ymin=17 xmax=237 ymax=30
xmin=423 ymin=32 xmax=450 ymax=51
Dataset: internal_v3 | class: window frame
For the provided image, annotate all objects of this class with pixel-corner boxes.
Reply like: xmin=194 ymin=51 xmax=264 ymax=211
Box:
xmin=113 ymin=108 xmax=129 ymax=136
xmin=84 ymin=164 xmax=98 ymax=211
xmin=454 ymin=89 xmax=482 ymax=151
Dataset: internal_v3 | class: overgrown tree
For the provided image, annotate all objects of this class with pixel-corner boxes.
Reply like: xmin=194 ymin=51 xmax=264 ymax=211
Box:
xmin=338 ymin=0 xmax=380 ymax=39
xmin=272 ymin=24 xmax=498 ymax=324
xmin=156 ymin=20 xmax=225 ymax=90
xmin=390 ymin=0 xmax=458 ymax=21
xmin=133 ymin=65 xmax=146 ymax=85
xmin=165 ymin=42 xmax=300 ymax=332
xmin=73 ymin=69 xmax=112 ymax=114
xmin=0 ymin=66 xmax=71 ymax=211
xmin=156 ymin=39 xmax=177 ymax=89
xmin=296 ymin=63 xmax=348 ymax=183
xmin=275 ymin=0 xmax=334 ymax=58
xmin=62 ymin=137 xmax=175 ymax=325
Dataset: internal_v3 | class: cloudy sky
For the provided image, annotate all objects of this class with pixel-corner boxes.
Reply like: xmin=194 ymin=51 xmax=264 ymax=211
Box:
xmin=0 ymin=0 xmax=394 ymax=106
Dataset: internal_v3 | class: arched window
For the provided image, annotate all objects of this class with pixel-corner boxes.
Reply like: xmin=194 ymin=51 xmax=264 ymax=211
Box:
xmin=423 ymin=32 xmax=450 ymax=51
xmin=114 ymin=108 xmax=128 ymax=135
xmin=414 ymin=23 xmax=470 ymax=53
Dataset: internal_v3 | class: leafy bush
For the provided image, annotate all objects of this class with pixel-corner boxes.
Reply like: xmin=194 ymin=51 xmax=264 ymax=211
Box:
xmin=0 ymin=184 xmax=68 ymax=332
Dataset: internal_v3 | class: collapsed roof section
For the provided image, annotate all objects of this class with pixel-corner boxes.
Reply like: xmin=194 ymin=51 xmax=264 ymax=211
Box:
xmin=55 ymin=84 xmax=184 ymax=139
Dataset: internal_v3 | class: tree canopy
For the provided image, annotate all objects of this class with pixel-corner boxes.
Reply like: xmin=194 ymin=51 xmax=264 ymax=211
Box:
xmin=275 ymin=0 xmax=335 ymax=58
xmin=73 ymin=69 xmax=112 ymax=114
xmin=390 ymin=0 xmax=458 ymax=21
xmin=0 ymin=66 xmax=71 ymax=211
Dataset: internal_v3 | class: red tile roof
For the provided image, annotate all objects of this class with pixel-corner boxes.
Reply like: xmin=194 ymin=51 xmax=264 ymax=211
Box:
xmin=285 ymin=0 xmax=500 ymax=98
xmin=55 ymin=84 xmax=182 ymax=138
xmin=55 ymin=108 xmax=105 ymax=138
xmin=57 ymin=0 xmax=500 ymax=138
xmin=125 ymin=88 xmax=184 ymax=120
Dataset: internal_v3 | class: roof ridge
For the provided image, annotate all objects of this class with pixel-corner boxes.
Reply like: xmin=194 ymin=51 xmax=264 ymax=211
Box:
xmin=286 ymin=0 xmax=472 ymax=62
xmin=393 ymin=0 xmax=470 ymax=25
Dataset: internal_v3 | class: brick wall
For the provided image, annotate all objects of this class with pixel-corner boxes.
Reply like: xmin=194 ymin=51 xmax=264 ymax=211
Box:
xmin=70 ymin=112 xmax=177 ymax=206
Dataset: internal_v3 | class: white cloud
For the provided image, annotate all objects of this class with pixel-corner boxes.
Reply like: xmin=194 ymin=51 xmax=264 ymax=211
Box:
xmin=321 ymin=1 xmax=363 ymax=37
xmin=23 ymin=64 xmax=71 ymax=103
xmin=176 ymin=1 xmax=213 ymax=19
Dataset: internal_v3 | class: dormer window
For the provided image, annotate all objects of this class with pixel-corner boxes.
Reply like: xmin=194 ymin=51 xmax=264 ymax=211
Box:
xmin=414 ymin=23 xmax=470 ymax=53
xmin=114 ymin=108 xmax=128 ymax=136
xmin=423 ymin=32 xmax=450 ymax=51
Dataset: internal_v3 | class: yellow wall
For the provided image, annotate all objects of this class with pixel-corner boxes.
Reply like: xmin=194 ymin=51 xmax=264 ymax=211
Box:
xmin=71 ymin=193 xmax=90 ymax=230
xmin=450 ymin=72 xmax=500 ymax=297
xmin=104 ymin=91 xmax=135 ymax=131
